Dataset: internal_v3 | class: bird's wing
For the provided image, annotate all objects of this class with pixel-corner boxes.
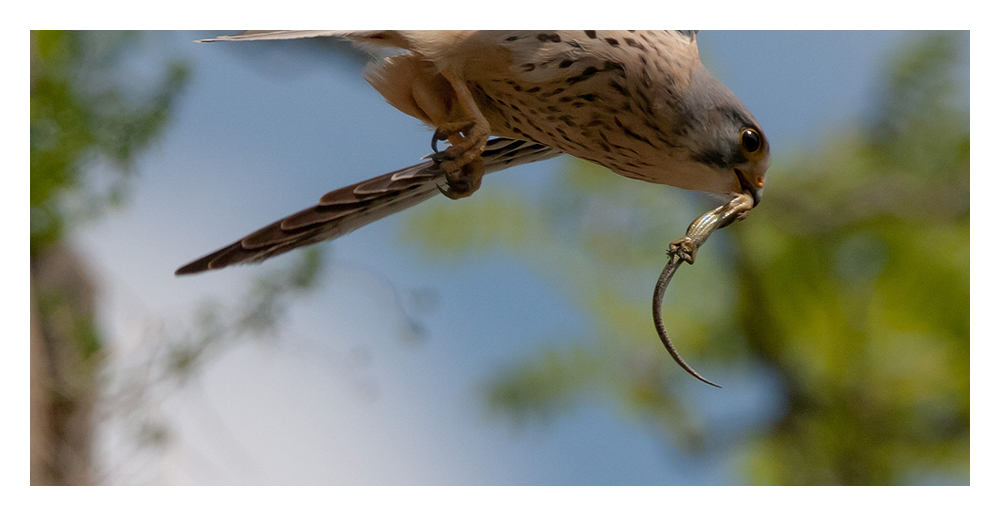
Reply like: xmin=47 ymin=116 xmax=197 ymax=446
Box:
xmin=458 ymin=31 xmax=699 ymax=84
xmin=196 ymin=30 xmax=430 ymax=50
xmin=176 ymin=138 xmax=562 ymax=275
xmin=196 ymin=30 xmax=348 ymax=42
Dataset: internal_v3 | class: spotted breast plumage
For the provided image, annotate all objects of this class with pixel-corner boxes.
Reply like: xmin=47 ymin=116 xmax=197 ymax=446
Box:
xmin=462 ymin=31 xmax=705 ymax=184
xmin=176 ymin=30 xmax=769 ymax=275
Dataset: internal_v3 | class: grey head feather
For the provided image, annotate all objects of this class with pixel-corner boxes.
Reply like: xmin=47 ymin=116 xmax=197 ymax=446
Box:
xmin=676 ymin=64 xmax=766 ymax=171
xmin=673 ymin=30 xmax=699 ymax=41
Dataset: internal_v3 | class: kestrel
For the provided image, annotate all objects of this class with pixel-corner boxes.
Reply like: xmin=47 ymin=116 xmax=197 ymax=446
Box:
xmin=176 ymin=30 xmax=769 ymax=274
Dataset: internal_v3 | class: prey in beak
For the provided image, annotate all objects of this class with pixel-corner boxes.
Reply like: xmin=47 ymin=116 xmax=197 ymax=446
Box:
xmin=735 ymin=166 xmax=764 ymax=207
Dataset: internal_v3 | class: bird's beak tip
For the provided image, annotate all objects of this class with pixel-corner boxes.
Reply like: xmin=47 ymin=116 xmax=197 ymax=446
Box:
xmin=735 ymin=169 xmax=763 ymax=207
xmin=748 ymin=185 xmax=762 ymax=206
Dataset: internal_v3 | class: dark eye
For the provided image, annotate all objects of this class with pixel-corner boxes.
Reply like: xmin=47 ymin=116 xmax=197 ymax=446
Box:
xmin=741 ymin=128 xmax=761 ymax=153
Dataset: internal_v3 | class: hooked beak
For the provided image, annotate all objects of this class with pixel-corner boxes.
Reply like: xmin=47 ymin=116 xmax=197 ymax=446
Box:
xmin=735 ymin=168 xmax=764 ymax=207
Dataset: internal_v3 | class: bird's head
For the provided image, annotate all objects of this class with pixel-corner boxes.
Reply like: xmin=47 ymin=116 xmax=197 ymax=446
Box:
xmin=669 ymin=63 xmax=769 ymax=206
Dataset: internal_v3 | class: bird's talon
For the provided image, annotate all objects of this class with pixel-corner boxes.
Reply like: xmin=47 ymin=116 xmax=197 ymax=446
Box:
xmin=430 ymin=121 xmax=478 ymax=156
xmin=436 ymin=179 xmax=472 ymax=200
xmin=435 ymin=182 xmax=458 ymax=199
xmin=430 ymin=128 xmax=448 ymax=155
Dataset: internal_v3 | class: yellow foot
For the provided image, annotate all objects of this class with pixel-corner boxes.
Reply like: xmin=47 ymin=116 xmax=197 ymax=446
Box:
xmin=431 ymin=120 xmax=489 ymax=199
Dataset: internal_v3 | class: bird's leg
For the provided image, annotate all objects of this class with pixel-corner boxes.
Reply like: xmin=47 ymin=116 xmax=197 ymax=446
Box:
xmin=431 ymin=70 xmax=490 ymax=199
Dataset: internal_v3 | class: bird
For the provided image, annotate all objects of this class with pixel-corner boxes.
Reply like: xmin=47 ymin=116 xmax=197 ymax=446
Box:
xmin=176 ymin=30 xmax=769 ymax=275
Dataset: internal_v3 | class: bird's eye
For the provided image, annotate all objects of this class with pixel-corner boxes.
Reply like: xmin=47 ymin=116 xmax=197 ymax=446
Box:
xmin=740 ymin=128 xmax=761 ymax=154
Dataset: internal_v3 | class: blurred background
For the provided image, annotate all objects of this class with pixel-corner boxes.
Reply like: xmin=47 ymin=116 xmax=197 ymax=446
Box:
xmin=29 ymin=30 xmax=969 ymax=485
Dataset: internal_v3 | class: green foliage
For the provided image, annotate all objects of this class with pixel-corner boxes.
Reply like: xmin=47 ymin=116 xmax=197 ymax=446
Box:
xmin=732 ymin=33 xmax=969 ymax=485
xmin=485 ymin=345 xmax=605 ymax=423
xmin=403 ymin=33 xmax=969 ymax=484
xmin=30 ymin=31 xmax=189 ymax=257
xmin=402 ymin=191 xmax=536 ymax=260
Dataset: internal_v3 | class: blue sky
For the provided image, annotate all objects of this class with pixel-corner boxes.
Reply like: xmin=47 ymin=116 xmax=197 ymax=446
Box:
xmin=69 ymin=31 xmax=968 ymax=485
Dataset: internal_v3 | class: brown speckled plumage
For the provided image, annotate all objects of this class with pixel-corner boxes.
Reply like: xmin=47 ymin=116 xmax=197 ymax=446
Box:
xmin=178 ymin=30 xmax=769 ymax=274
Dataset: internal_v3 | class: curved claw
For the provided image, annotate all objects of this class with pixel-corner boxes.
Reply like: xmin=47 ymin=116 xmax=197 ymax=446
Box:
xmin=430 ymin=128 xmax=447 ymax=157
xmin=435 ymin=181 xmax=460 ymax=200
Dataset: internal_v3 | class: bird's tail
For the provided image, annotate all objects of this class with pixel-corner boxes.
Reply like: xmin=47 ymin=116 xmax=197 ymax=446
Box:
xmin=175 ymin=138 xmax=561 ymax=275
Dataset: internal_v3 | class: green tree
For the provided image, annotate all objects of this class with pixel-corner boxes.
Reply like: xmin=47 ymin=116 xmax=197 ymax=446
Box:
xmin=31 ymin=31 xmax=188 ymax=257
xmin=402 ymin=32 xmax=969 ymax=484
xmin=31 ymin=30 xmax=190 ymax=485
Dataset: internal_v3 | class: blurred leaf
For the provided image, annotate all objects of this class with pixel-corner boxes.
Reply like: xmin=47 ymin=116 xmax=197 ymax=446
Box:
xmin=485 ymin=344 xmax=603 ymax=423
xmin=30 ymin=31 xmax=190 ymax=257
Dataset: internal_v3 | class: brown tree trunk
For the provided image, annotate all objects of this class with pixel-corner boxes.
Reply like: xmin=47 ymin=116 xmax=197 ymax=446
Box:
xmin=30 ymin=244 xmax=102 ymax=485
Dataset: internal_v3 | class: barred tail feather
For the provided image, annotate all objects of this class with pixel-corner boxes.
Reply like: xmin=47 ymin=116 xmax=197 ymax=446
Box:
xmin=175 ymin=138 xmax=560 ymax=275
